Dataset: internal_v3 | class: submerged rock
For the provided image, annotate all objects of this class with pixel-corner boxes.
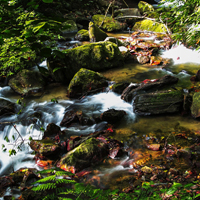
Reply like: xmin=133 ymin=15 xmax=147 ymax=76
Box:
xmin=89 ymin=22 xmax=108 ymax=42
xmin=133 ymin=89 xmax=184 ymax=115
xmin=67 ymin=68 xmax=108 ymax=98
xmin=8 ymin=69 xmax=46 ymax=97
xmin=47 ymin=41 xmax=124 ymax=83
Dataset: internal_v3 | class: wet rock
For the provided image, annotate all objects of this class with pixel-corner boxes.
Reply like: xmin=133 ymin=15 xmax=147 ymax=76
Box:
xmin=146 ymin=143 xmax=161 ymax=151
xmin=67 ymin=68 xmax=108 ymax=98
xmin=0 ymin=98 xmax=16 ymax=116
xmin=47 ymin=41 xmax=124 ymax=83
xmin=43 ymin=123 xmax=62 ymax=139
xmin=138 ymin=1 xmax=154 ymax=14
xmin=191 ymin=92 xmax=200 ymax=118
xmin=133 ymin=19 xmax=167 ymax=33
xmin=75 ymin=29 xmax=89 ymax=41
xmin=8 ymin=69 xmax=46 ymax=97
xmin=29 ymin=139 xmax=61 ymax=158
xmin=0 ymin=176 xmax=14 ymax=196
xmin=133 ymin=89 xmax=184 ymax=115
xmin=121 ymin=75 xmax=179 ymax=102
xmin=92 ymin=15 xmax=126 ymax=32
xmin=89 ymin=22 xmax=108 ymax=42
xmin=58 ymin=137 xmax=109 ymax=172
xmin=112 ymin=82 xmax=130 ymax=94
xmin=100 ymin=109 xmax=126 ymax=124
xmin=60 ymin=109 xmax=95 ymax=127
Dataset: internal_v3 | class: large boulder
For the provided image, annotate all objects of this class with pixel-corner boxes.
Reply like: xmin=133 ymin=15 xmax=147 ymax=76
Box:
xmin=133 ymin=89 xmax=184 ymax=115
xmin=92 ymin=15 xmax=126 ymax=32
xmin=89 ymin=22 xmax=108 ymax=42
xmin=132 ymin=19 xmax=167 ymax=33
xmin=0 ymin=98 xmax=16 ymax=116
xmin=121 ymin=75 xmax=179 ymax=102
xmin=191 ymin=92 xmax=200 ymax=118
xmin=58 ymin=137 xmax=108 ymax=172
xmin=114 ymin=8 xmax=142 ymax=17
xmin=8 ymin=69 xmax=46 ymax=97
xmin=67 ymin=68 xmax=108 ymax=98
xmin=47 ymin=41 xmax=124 ymax=83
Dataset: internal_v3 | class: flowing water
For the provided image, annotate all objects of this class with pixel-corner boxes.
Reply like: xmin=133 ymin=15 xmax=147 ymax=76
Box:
xmin=1 ymin=33 xmax=200 ymax=195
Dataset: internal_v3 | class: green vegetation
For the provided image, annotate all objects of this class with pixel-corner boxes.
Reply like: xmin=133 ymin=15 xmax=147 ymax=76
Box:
xmin=157 ymin=0 xmax=200 ymax=48
xmin=31 ymin=168 xmax=200 ymax=200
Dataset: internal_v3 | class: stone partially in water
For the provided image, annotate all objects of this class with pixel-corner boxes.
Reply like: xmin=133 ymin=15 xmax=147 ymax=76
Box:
xmin=92 ymin=15 xmax=126 ymax=32
xmin=67 ymin=68 xmax=108 ymax=98
xmin=75 ymin=29 xmax=89 ymax=41
xmin=8 ymin=69 xmax=46 ymax=97
xmin=0 ymin=98 xmax=16 ymax=116
xmin=47 ymin=41 xmax=124 ymax=83
xmin=133 ymin=89 xmax=184 ymax=115
xmin=89 ymin=22 xmax=108 ymax=42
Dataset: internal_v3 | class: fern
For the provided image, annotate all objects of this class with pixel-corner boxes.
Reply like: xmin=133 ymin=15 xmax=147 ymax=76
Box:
xmin=32 ymin=183 xmax=56 ymax=191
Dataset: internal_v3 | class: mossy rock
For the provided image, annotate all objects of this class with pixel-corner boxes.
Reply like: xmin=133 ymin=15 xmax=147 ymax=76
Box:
xmin=89 ymin=22 xmax=108 ymax=42
xmin=138 ymin=1 xmax=154 ymax=14
xmin=132 ymin=19 xmax=167 ymax=33
xmin=61 ymin=20 xmax=78 ymax=36
xmin=191 ymin=92 xmax=200 ymax=118
xmin=133 ymin=89 xmax=184 ymax=115
xmin=29 ymin=139 xmax=61 ymax=157
xmin=104 ymin=37 xmax=124 ymax=46
xmin=8 ymin=69 xmax=46 ymax=97
xmin=67 ymin=68 xmax=108 ymax=98
xmin=114 ymin=8 xmax=141 ymax=17
xmin=59 ymin=137 xmax=108 ymax=172
xmin=47 ymin=41 xmax=124 ymax=84
xmin=92 ymin=14 xmax=126 ymax=32
xmin=75 ymin=29 xmax=89 ymax=41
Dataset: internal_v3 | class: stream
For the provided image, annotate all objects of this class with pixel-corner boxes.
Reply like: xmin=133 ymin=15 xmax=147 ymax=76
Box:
xmin=1 ymin=31 xmax=200 ymax=195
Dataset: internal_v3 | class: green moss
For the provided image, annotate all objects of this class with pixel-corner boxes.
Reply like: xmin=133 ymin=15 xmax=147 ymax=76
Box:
xmin=89 ymin=22 xmax=108 ymax=42
xmin=191 ymin=92 xmax=200 ymax=118
xmin=133 ymin=19 xmax=167 ymax=33
xmin=75 ymin=29 xmax=89 ymax=41
xmin=138 ymin=1 xmax=154 ymax=14
xmin=92 ymin=15 xmax=125 ymax=32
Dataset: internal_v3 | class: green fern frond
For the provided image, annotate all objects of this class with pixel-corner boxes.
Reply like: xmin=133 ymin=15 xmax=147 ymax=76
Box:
xmin=34 ymin=175 xmax=56 ymax=183
xmin=55 ymin=179 xmax=76 ymax=185
xmin=42 ymin=193 xmax=57 ymax=200
xmin=55 ymin=170 xmax=74 ymax=176
xmin=38 ymin=168 xmax=56 ymax=174
xmin=56 ymin=187 xmax=73 ymax=194
xmin=32 ymin=183 xmax=56 ymax=191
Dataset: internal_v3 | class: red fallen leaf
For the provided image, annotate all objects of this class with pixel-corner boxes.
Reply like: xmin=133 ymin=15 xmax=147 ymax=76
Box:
xmin=146 ymin=144 xmax=160 ymax=151
xmin=28 ymin=57 xmax=31 ymax=61
xmin=177 ymin=57 xmax=180 ymax=60
xmin=76 ymin=170 xmax=92 ymax=177
xmin=36 ymin=160 xmax=53 ymax=167
xmin=107 ymin=127 xmax=113 ymax=133
xmin=60 ymin=165 xmax=75 ymax=174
